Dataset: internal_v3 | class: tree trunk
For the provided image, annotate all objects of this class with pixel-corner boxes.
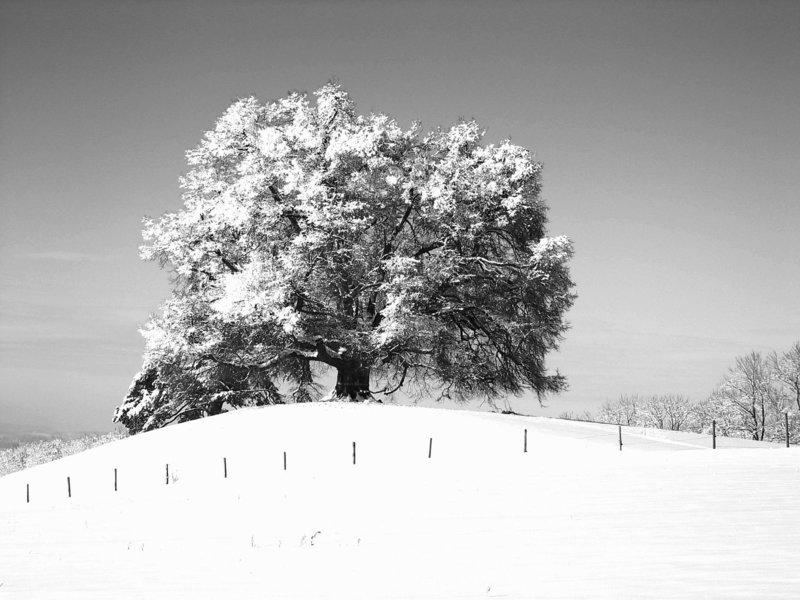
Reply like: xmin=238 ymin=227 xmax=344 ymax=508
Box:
xmin=332 ymin=363 xmax=372 ymax=401
xmin=206 ymin=398 xmax=225 ymax=416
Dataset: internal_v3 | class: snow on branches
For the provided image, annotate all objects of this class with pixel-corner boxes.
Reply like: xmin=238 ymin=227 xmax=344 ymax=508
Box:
xmin=114 ymin=83 xmax=575 ymax=433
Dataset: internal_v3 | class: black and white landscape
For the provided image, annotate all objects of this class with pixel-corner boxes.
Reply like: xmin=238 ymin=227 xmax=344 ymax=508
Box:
xmin=1 ymin=1 xmax=799 ymax=597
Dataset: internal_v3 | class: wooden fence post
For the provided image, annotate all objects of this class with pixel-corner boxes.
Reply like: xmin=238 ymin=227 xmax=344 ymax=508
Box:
xmin=353 ymin=441 xmax=357 ymax=465
xmin=166 ymin=463 xmax=170 ymax=485
xmin=283 ymin=451 xmax=287 ymax=471
xmin=223 ymin=457 xmax=228 ymax=478
xmin=428 ymin=437 xmax=433 ymax=459
xmin=114 ymin=468 xmax=118 ymax=492
xmin=524 ymin=428 xmax=528 ymax=453
xmin=712 ymin=420 xmax=716 ymax=450
xmin=618 ymin=425 xmax=623 ymax=451
xmin=786 ymin=413 xmax=790 ymax=448
xmin=67 ymin=476 xmax=71 ymax=498
xmin=26 ymin=483 xmax=29 ymax=504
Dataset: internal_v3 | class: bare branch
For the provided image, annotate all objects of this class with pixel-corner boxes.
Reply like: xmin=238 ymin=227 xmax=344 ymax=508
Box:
xmin=214 ymin=249 xmax=239 ymax=273
xmin=413 ymin=241 xmax=444 ymax=258
xmin=268 ymin=184 xmax=302 ymax=234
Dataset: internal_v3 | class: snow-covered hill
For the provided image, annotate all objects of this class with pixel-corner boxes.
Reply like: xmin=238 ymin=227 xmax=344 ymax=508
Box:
xmin=1 ymin=403 xmax=798 ymax=599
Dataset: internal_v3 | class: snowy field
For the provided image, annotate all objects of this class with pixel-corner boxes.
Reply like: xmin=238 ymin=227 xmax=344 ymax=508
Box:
xmin=1 ymin=403 xmax=799 ymax=599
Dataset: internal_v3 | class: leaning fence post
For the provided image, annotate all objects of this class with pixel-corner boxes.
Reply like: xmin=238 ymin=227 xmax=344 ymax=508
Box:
xmin=428 ymin=437 xmax=433 ymax=459
xmin=618 ymin=425 xmax=623 ymax=451
xmin=223 ymin=457 xmax=228 ymax=478
xmin=712 ymin=420 xmax=716 ymax=449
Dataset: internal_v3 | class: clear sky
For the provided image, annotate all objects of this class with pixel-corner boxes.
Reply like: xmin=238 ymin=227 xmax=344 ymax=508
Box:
xmin=1 ymin=0 xmax=798 ymax=431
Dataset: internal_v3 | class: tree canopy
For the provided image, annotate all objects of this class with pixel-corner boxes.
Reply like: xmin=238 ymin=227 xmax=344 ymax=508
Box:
xmin=114 ymin=83 xmax=575 ymax=433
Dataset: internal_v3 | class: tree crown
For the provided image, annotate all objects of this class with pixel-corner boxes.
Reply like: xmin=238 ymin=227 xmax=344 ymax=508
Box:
xmin=114 ymin=83 xmax=575 ymax=433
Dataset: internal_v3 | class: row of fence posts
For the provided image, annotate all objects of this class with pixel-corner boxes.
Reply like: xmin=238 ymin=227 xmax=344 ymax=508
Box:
xmin=22 ymin=423 xmax=795 ymax=502
xmin=22 ymin=434 xmax=495 ymax=503
xmin=615 ymin=417 xmax=793 ymax=451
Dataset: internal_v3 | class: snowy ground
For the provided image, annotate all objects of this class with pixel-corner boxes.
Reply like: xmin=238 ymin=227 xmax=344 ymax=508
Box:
xmin=1 ymin=403 xmax=799 ymax=599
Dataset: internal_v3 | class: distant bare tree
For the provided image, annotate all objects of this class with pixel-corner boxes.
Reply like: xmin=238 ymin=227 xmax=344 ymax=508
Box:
xmin=710 ymin=352 xmax=785 ymax=441
xmin=601 ymin=394 xmax=697 ymax=431
xmin=638 ymin=395 xmax=666 ymax=429
xmin=642 ymin=395 xmax=694 ymax=431
xmin=772 ymin=342 xmax=800 ymax=412
xmin=696 ymin=392 xmax=739 ymax=437
xmin=597 ymin=395 xmax=641 ymax=426
xmin=557 ymin=410 xmax=596 ymax=422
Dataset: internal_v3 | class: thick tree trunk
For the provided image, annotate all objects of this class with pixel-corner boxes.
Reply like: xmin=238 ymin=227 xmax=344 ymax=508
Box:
xmin=206 ymin=398 xmax=225 ymax=416
xmin=332 ymin=363 xmax=372 ymax=401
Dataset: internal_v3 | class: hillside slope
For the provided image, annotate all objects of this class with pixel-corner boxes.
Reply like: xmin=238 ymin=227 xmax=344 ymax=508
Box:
xmin=1 ymin=403 xmax=799 ymax=599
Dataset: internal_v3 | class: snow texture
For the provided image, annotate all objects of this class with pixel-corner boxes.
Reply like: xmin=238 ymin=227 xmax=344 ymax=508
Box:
xmin=1 ymin=403 xmax=799 ymax=598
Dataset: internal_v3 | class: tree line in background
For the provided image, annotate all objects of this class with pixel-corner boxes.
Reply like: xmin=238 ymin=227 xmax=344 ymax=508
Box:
xmin=566 ymin=342 xmax=800 ymax=444
xmin=0 ymin=430 xmax=129 ymax=477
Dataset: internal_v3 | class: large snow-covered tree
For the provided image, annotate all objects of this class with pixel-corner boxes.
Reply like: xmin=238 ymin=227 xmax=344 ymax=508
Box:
xmin=114 ymin=83 xmax=575 ymax=433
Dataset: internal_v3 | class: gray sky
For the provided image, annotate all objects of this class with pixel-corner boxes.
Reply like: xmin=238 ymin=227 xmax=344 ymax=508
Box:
xmin=1 ymin=0 xmax=798 ymax=431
